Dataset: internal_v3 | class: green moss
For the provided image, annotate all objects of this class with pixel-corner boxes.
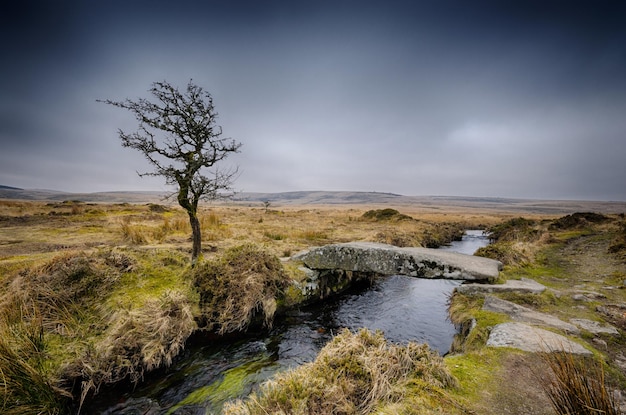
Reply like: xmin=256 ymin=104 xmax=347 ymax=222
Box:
xmin=446 ymin=348 xmax=507 ymax=403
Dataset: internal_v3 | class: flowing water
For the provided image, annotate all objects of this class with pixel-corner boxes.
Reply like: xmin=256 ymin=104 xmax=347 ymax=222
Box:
xmin=89 ymin=231 xmax=489 ymax=414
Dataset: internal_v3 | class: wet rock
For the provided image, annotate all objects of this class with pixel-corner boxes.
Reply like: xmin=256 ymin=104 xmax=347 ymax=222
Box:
xmin=487 ymin=322 xmax=591 ymax=354
xmin=482 ymin=296 xmax=579 ymax=334
xmin=456 ymin=278 xmax=546 ymax=295
xmin=570 ymin=318 xmax=619 ymax=335
xmin=293 ymin=242 xmax=502 ymax=282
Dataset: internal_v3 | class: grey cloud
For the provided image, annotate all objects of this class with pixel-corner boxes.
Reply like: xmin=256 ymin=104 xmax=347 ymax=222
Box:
xmin=1 ymin=0 xmax=625 ymax=199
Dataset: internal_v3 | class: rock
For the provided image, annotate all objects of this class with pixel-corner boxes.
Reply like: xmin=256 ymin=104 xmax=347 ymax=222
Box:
xmin=455 ymin=278 xmax=546 ymax=295
xmin=482 ymin=296 xmax=579 ymax=334
xmin=570 ymin=318 xmax=619 ymax=335
xmin=292 ymin=242 xmax=502 ymax=282
xmin=572 ymin=291 xmax=606 ymax=300
xmin=487 ymin=322 xmax=591 ymax=354
xmin=592 ymin=337 xmax=608 ymax=350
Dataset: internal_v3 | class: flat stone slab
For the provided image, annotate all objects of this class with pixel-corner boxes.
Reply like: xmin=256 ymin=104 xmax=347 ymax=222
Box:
xmin=570 ymin=318 xmax=619 ymax=335
xmin=293 ymin=242 xmax=502 ymax=282
xmin=487 ymin=322 xmax=591 ymax=354
xmin=455 ymin=278 xmax=546 ymax=295
xmin=483 ymin=296 xmax=579 ymax=334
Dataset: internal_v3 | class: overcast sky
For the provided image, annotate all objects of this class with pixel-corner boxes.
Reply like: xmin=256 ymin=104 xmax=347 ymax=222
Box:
xmin=1 ymin=1 xmax=625 ymax=201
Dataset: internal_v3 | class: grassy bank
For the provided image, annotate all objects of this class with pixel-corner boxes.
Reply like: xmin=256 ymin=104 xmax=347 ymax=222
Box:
xmin=0 ymin=200 xmax=493 ymax=413
xmin=2 ymin=200 xmax=624 ymax=414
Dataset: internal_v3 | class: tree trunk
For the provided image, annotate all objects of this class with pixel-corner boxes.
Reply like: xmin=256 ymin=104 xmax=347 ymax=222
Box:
xmin=188 ymin=211 xmax=202 ymax=264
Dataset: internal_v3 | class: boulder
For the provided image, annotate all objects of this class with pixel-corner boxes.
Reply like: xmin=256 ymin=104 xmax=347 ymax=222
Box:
xmin=482 ymin=296 xmax=579 ymax=334
xmin=570 ymin=318 xmax=619 ymax=335
xmin=487 ymin=322 xmax=591 ymax=354
xmin=293 ymin=242 xmax=502 ymax=282
xmin=455 ymin=278 xmax=546 ymax=295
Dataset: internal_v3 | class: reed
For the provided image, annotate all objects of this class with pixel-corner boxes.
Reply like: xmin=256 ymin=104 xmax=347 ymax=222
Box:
xmin=540 ymin=351 xmax=620 ymax=415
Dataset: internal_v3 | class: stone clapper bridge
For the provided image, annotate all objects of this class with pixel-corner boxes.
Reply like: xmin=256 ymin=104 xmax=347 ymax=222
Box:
xmin=291 ymin=242 xmax=593 ymax=355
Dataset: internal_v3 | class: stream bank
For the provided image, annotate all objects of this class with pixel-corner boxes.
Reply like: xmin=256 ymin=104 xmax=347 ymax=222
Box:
xmin=86 ymin=231 xmax=490 ymax=414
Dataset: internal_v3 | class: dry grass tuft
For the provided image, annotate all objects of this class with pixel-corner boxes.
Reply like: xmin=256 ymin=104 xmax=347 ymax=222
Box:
xmin=67 ymin=290 xmax=196 ymax=407
xmin=192 ymin=244 xmax=290 ymax=334
xmin=0 ymin=314 xmax=72 ymax=414
xmin=2 ymin=251 xmax=123 ymax=336
xmin=119 ymin=219 xmax=148 ymax=244
xmin=539 ymin=351 xmax=621 ymax=415
xmin=224 ymin=328 xmax=458 ymax=415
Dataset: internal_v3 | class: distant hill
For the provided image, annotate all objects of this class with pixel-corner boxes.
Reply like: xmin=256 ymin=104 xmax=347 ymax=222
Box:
xmin=1 ymin=186 xmax=625 ymax=214
xmin=0 ymin=186 xmax=166 ymax=203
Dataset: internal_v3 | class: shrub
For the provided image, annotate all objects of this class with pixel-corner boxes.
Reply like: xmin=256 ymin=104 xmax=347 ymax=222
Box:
xmin=487 ymin=217 xmax=539 ymax=242
xmin=361 ymin=208 xmax=413 ymax=222
xmin=549 ymin=212 xmax=610 ymax=230
xmin=191 ymin=244 xmax=290 ymax=333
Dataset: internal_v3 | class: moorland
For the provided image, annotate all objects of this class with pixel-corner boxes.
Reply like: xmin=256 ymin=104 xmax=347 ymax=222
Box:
xmin=1 ymin=190 xmax=625 ymax=414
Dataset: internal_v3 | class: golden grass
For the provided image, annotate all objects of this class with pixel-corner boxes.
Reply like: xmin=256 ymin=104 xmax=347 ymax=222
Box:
xmin=6 ymin=199 xmax=613 ymax=413
xmin=224 ymin=328 xmax=460 ymax=415
xmin=191 ymin=244 xmax=290 ymax=334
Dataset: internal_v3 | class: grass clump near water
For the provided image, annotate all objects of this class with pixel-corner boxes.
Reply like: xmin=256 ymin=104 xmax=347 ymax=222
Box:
xmin=223 ymin=328 xmax=459 ymax=415
xmin=0 ymin=250 xmax=125 ymax=413
xmin=191 ymin=244 xmax=291 ymax=334
xmin=0 ymin=248 xmax=197 ymax=412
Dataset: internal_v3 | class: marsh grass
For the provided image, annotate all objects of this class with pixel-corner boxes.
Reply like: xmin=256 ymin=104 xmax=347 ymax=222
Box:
xmin=0 ymin=200 xmax=521 ymax=412
xmin=69 ymin=290 xmax=196 ymax=409
xmin=224 ymin=328 xmax=459 ymax=415
xmin=0 ymin=318 xmax=72 ymax=415
xmin=540 ymin=351 xmax=620 ymax=415
xmin=192 ymin=244 xmax=290 ymax=334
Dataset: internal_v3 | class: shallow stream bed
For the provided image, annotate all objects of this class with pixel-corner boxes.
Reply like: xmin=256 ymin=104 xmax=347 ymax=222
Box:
xmin=89 ymin=231 xmax=489 ymax=414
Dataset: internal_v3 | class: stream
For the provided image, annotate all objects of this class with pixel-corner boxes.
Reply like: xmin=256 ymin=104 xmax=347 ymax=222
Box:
xmin=89 ymin=231 xmax=489 ymax=414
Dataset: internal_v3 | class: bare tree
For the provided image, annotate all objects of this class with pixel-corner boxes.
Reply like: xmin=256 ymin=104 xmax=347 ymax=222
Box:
xmin=99 ymin=80 xmax=241 ymax=263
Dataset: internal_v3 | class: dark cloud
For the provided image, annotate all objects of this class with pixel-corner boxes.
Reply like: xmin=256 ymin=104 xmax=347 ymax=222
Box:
xmin=1 ymin=0 xmax=625 ymax=200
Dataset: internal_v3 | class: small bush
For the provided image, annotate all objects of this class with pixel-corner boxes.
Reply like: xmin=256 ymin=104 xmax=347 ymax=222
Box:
xmin=361 ymin=208 xmax=413 ymax=222
xmin=549 ymin=212 xmax=610 ymax=230
xmin=488 ymin=217 xmax=539 ymax=242
xmin=192 ymin=244 xmax=290 ymax=333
